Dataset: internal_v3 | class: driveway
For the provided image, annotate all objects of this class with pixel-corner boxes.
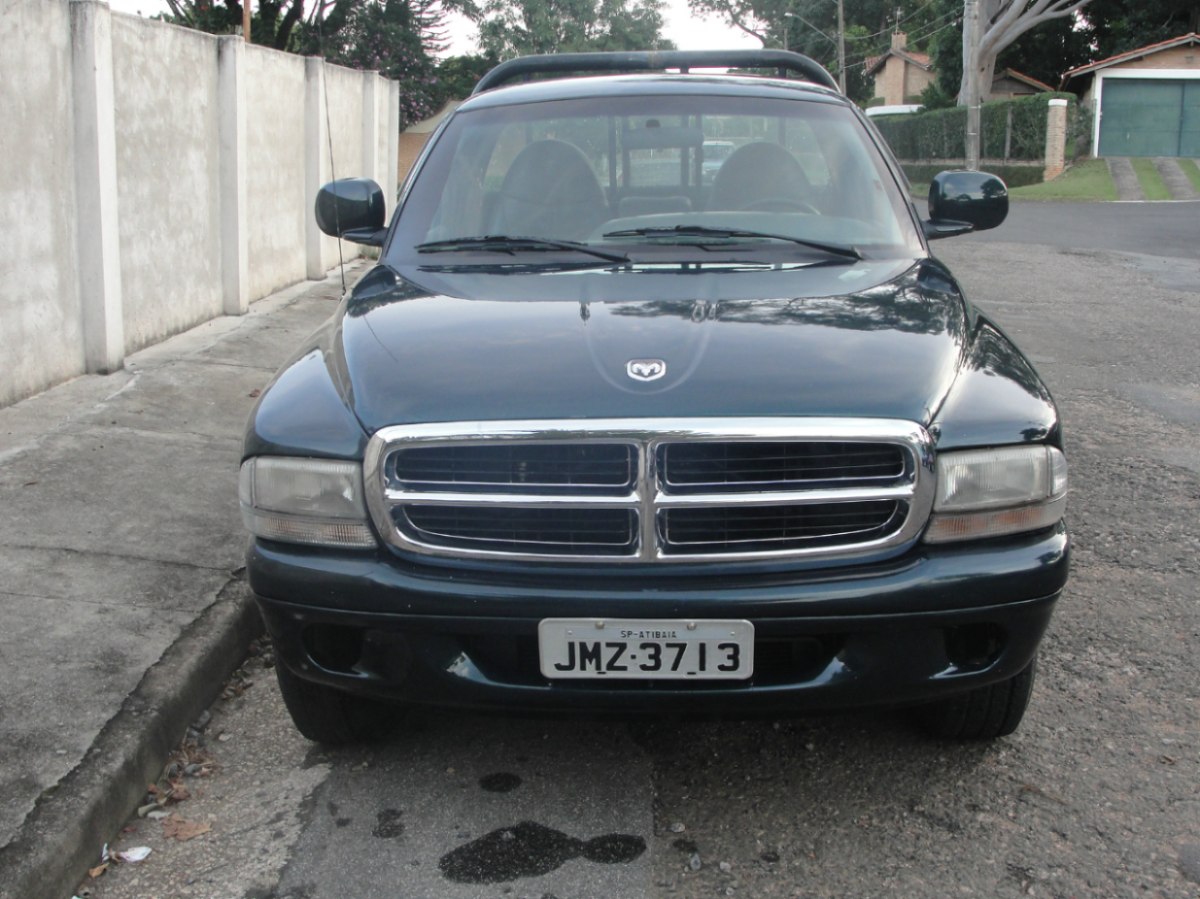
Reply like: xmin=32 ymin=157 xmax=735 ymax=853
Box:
xmin=82 ymin=202 xmax=1200 ymax=899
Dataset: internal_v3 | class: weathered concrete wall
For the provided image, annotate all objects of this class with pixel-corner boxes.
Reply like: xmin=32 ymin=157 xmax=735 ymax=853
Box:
xmin=0 ymin=0 xmax=83 ymax=405
xmin=244 ymin=46 xmax=308 ymax=301
xmin=321 ymin=64 xmax=366 ymax=272
xmin=0 ymin=0 xmax=399 ymax=408
xmin=112 ymin=14 xmax=223 ymax=352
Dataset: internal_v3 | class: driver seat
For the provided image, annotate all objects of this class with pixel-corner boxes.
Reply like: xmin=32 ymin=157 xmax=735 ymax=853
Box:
xmin=710 ymin=142 xmax=811 ymax=211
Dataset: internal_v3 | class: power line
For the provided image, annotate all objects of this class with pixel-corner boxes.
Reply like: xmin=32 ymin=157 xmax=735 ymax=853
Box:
xmin=841 ymin=16 xmax=961 ymax=71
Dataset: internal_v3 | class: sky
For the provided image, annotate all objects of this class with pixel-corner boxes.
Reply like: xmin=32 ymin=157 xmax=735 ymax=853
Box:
xmin=105 ymin=0 xmax=762 ymax=55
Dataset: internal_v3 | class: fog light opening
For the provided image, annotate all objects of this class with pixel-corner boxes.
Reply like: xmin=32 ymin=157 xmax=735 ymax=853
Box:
xmin=303 ymin=624 xmax=366 ymax=674
xmin=944 ymin=624 xmax=1004 ymax=670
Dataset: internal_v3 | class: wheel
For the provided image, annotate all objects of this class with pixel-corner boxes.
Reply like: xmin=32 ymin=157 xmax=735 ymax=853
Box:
xmin=274 ymin=662 xmax=401 ymax=745
xmin=740 ymin=198 xmax=819 ymax=214
xmin=913 ymin=658 xmax=1037 ymax=741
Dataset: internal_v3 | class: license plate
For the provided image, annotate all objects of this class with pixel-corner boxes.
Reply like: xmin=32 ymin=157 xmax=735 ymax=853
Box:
xmin=538 ymin=619 xmax=754 ymax=680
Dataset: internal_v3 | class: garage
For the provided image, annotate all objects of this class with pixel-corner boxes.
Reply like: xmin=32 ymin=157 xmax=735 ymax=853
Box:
xmin=1062 ymin=33 xmax=1200 ymax=158
xmin=1099 ymin=78 xmax=1200 ymax=156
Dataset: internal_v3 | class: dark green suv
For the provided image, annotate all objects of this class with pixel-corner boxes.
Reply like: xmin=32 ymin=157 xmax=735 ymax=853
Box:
xmin=239 ymin=51 xmax=1068 ymax=744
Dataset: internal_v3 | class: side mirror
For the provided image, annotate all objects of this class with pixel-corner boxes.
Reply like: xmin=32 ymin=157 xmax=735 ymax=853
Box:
xmin=924 ymin=170 xmax=1008 ymax=240
xmin=315 ymin=178 xmax=386 ymax=246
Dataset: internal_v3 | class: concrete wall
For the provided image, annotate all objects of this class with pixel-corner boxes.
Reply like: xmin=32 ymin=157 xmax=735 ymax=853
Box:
xmin=0 ymin=0 xmax=400 ymax=408
xmin=321 ymin=64 xmax=365 ymax=272
xmin=0 ymin=0 xmax=83 ymax=404
xmin=244 ymin=46 xmax=309 ymax=301
xmin=112 ymin=15 xmax=224 ymax=352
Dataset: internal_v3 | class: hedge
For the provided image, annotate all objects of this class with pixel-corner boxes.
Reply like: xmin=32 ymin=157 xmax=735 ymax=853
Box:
xmin=899 ymin=162 xmax=1046 ymax=189
xmin=872 ymin=92 xmax=1092 ymax=165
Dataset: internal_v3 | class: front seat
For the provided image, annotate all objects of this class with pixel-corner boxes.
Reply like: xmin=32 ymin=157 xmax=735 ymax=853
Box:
xmin=488 ymin=139 xmax=606 ymax=241
xmin=710 ymin=142 xmax=812 ymax=211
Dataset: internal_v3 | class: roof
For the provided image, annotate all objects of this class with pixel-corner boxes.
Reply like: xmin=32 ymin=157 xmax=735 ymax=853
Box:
xmin=864 ymin=48 xmax=932 ymax=79
xmin=997 ymin=68 xmax=1055 ymax=93
xmin=1061 ymin=32 xmax=1200 ymax=84
xmin=457 ymin=73 xmax=845 ymax=113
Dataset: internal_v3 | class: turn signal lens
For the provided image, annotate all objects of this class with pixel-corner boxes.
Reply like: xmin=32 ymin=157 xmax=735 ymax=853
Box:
xmin=924 ymin=446 xmax=1066 ymax=543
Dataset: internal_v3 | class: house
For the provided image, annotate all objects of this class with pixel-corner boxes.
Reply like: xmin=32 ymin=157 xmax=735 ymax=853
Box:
xmin=399 ymin=100 xmax=461 ymax=179
xmin=989 ymin=68 xmax=1056 ymax=100
xmin=866 ymin=32 xmax=935 ymax=106
xmin=867 ymin=33 xmax=1053 ymax=106
xmin=1061 ymin=33 xmax=1200 ymax=157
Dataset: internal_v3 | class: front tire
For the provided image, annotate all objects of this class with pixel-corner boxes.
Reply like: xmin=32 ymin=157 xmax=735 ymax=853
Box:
xmin=274 ymin=662 xmax=401 ymax=745
xmin=914 ymin=658 xmax=1037 ymax=740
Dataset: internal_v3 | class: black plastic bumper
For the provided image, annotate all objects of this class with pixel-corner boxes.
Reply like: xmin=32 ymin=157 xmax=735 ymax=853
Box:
xmin=249 ymin=524 xmax=1068 ymax=714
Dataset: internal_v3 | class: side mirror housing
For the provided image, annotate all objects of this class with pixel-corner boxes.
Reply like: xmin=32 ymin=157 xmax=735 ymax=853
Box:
xmin=315 ymin=178 xmax=386 ymax=246
xmin=924 ymin=170 xmax=1008 ymax=240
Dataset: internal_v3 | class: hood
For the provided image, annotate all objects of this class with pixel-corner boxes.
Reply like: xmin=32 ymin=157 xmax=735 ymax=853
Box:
xmin=334 ymin=261 xmax=968 ymax=433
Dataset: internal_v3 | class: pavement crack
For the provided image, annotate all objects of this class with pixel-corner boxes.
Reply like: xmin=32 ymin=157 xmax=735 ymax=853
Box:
xmin=0 ymin=542 xmax=237 ymax=572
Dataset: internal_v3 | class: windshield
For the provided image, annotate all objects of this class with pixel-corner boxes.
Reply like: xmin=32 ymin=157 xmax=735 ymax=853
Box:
xmin=388 ymin=93 xmax=923 ymax=265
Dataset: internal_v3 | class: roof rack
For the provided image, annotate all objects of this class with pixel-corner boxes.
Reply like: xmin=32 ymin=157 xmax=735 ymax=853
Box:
xmin=472 ymin=50 xmax=840 ymax=95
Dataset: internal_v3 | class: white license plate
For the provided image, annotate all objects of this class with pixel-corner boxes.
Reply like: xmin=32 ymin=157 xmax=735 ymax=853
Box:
xmin=538 ymin=619 xmax=754 ymax=680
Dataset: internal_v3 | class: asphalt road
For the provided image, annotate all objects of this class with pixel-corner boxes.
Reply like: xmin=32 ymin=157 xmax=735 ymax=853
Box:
xmin=83 ymin=201 xmax=1200 ymax=899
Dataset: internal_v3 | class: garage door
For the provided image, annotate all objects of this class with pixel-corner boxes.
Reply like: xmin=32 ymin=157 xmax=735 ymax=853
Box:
xmin=1099 ymin=78 xmax=1200 ymax=157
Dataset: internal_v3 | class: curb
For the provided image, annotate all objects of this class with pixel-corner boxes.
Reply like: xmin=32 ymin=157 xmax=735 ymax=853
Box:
xmin=0 ymin=575 xmax=263 ymax=899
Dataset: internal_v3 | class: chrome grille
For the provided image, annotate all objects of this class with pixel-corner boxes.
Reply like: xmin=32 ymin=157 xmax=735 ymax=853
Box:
xmin=363 ymin=419 xmax=935 ymax=563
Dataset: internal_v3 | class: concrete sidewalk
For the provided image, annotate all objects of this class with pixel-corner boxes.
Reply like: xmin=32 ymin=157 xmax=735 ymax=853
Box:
xmin=0 ymin=266 xmax=362 ymax=899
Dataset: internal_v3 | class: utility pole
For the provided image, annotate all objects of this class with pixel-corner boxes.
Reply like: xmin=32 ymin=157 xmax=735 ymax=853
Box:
xmin=243 ymin=0 xmax=251 ymax=43
xmin=963 ymin=0 xmax=983 ymax=170
xmin=836 ymin=0 xmax=846 ymax=93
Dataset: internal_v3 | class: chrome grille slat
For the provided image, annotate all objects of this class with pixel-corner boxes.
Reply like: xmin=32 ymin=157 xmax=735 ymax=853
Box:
xmin=662 ymin=441 xmax=905 ymax=491
xmin=402 ymin=506 xmax=637 ymax=555
xmin=392 ymin=443 xmax=634 ymax=491
xmin=362 ymin=418 xmax=936 ymax=563
xmin=660 ymin=500 xmax=903 ymax=553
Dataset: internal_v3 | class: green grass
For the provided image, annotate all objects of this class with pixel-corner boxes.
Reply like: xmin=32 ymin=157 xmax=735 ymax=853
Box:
xmin=908 ymin=181 xmax=930 ymax=200
xmin=1129 ymin=157 xmax=1172 ymax=201
xmin=1179 ymin=158 xmax=1200 ymax=194
xmin=1009 ymin=159 xmax=1117 ymax=201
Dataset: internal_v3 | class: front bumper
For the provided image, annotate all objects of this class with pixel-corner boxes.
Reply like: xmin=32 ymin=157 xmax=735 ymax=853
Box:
xmin=250 ymin=523 xmax=1068 ymax=715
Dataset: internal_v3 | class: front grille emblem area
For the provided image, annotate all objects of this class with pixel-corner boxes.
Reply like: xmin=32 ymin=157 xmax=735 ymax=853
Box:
xmin=626 ymin=359 xmax=667 ymax=382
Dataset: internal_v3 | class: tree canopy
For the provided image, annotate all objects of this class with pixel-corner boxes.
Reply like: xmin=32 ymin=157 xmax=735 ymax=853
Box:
xmin=685 ymin=0 xmax=960 ymax=104
xmin=1080 ymin=0 xmax=1200 ymax=59
xmin=471 ymin=0 xmax=674 ymax=60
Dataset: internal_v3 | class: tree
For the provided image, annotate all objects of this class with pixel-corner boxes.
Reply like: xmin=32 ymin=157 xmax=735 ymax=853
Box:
xmin=294 ymin=0 xmax=451 ymax=125
xmin=685 ymin=0 xmax=948 ymax=105
xmin=473 ymin=0 xmax=674 ymax=60
xmin=432 ymin=53 xmax=500 ymax=104
xmin=1079 ymin=0 xmax=1199 ymax=59
xmin=161 ymin=0 xmax=316 ymax=49
xmin=929 ymin=0 xmax=1090 ymax=99
xmin=960 ymin=0 xmax=1093 ymax=169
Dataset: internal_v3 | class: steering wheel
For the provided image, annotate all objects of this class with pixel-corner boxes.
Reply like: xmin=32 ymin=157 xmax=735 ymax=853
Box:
xmin=740 ymin=198 xmax=818 ymax=214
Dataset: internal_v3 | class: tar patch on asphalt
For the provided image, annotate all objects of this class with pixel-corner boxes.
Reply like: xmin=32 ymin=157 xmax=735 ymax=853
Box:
xmin=479 ymin=771 xmax=523 ymax=793
xmin=438 ymin=821 xmax=645 ymax=883
xmin=372 ymin=808 xmax=404 ymax=839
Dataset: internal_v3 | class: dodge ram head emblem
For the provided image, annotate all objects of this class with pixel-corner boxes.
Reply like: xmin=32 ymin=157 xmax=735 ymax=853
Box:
xmin=626 ymin=359 xmax=667 ymax=382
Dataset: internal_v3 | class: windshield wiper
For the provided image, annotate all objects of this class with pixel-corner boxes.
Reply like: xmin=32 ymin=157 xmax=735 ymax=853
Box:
xmin=415 ymin=235 xmax=629 ymax=264
xmin=602 ymin=225 xmax=862 ymax=261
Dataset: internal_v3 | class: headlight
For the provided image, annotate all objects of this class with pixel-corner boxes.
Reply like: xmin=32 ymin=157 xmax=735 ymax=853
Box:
xmin=239 ymin=457 xmax=376 ymax=548
xmin=923 ymin=446 xmax=1067 ymax=544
